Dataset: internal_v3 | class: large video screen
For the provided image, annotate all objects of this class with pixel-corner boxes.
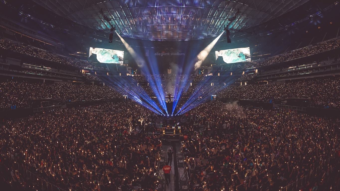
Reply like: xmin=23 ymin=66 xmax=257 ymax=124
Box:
xmin=215 ymin=47 xmax=251 ymax=64
xmin=89 ymin=47 xmax=124 ymax=64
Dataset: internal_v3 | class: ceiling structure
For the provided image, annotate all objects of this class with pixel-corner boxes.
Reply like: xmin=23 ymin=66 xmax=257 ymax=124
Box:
xmin=33 ymin=0 xmax=309 ymax=41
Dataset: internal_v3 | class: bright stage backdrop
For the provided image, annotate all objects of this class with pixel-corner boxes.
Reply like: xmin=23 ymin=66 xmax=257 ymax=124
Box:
xmin=215 ymin=47 xmax=251 ymax=64
xmin=89 ymin=47 xmax=124 ymax=64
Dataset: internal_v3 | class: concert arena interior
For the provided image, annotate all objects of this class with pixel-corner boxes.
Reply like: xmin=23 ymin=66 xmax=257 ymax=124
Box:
xmin=1 ymin=0 xmax=340 ymax=191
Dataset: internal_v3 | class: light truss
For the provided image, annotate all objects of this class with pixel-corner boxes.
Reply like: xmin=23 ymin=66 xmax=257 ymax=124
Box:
xmin=33 ymin=0 xmax=309 ymax=41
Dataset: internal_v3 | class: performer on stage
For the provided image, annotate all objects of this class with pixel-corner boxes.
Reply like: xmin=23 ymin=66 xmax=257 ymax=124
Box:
xmin=168 ymin=93 xmax=172 ymax=102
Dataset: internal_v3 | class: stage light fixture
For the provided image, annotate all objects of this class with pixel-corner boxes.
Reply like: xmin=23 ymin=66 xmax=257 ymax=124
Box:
xmin=109 ymin=27 xmax=115 ymax=43
xmin=225 ymin=26 xmax=231 ymax=43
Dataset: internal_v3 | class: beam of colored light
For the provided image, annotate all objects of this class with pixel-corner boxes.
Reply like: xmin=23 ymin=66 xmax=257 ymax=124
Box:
xmin=176 ymin=75 xmax=236 ymax=115
xmin=103 ymin=77 xmax=163 ymax=115
xmin=117 ymin=32 xmax=168 ymax=115
xmin=177 ymin=31 xmax=225 ymax=113
xmin=116 ymin=32 xmax=144 ymax=67
xmin=97 ymin=73 xmax=164 ymax=115
xmin=177 ymin=76 xmax=217 ymax=114
xmin=177 ymin=78 xmax=234 ymax=115
xmin=111 ymin=76 xmax=163 ymax=114
xmin=142 ymin=46 xmax=168 ymax=115
xmin=167 ymin=41 xmax=192 ymax=116
xmin=194 ymin=31 xmax=224 ymax=70
xmin=171 ymin=41 xmax=205 ymax=115
xmin=171 ymin=59 xmax=194 ymax=116
xmin=171 ymin=31 xmax=224 ymax=115
xmin=178 ymin=76 xmax=234 ymax=114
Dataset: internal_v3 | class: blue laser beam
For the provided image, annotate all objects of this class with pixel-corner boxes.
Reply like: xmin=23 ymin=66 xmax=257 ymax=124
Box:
xmin=96 ymin=73 xmax=164 ymax=115
xmin=117 ymin=33 xmax=169 ymax=115
xmin=171 ymin=46 xmax=201 ymax=115
xmin=171 ymin=31 xmax=224 ymax=116
xmin=176 ymin=74 xmax=236 ymax=115
xmin=142 ymin=45 xmax=169 ymax=115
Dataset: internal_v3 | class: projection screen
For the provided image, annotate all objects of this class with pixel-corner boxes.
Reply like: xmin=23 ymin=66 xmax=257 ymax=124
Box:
xmin=89 ymin=47 xmax=124 ymax=64
xmin=215 ymin=47 xmax=251 ymax=64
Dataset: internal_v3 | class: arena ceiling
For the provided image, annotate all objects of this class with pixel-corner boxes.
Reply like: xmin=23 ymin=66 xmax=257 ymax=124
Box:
xmin=33 ymin=0 xmax=309 ymax=41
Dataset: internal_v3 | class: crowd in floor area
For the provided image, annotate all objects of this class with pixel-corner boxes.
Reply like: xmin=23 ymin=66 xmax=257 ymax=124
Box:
xmin=180 ymin=101 xmax=340 ymax=191
xmin=0 ymin=102 xmax=165 ymax=191
xmin=0 ymin=100 xmax=339 ymax=191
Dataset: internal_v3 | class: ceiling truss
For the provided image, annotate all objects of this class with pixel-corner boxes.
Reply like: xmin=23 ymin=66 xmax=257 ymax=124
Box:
xmin=33 ymin=0 xmax=309 ymax=41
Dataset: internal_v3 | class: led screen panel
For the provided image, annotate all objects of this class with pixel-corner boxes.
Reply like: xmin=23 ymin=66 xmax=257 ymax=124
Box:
xmin=89 ymin=47 xmax=124 ymax=64
xmin=215 ymin=47 xmax=251 ymax=64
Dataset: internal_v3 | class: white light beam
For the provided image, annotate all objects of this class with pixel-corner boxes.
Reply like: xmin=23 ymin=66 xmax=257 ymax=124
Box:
xmin=194 ymin=31 xmax=224 ymax=70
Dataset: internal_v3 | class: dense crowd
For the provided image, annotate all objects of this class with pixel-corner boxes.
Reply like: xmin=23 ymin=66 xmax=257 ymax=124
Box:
xmin=180 ymin=101 xmax=340 ymax=191
xmin=256 ymin=38 xmax=340 ymax=67
xmin=0 ymin=102 xmax=163 ymax=191
xmin=0 ymin=75 xmax=340 ymax=191
xmin=1 ymin=99 xmax=338 ymax=191
xmin=0 ymin=81 xmax=122 ymax=109
xmin=0 ymin=39 xmax=91 ymax=69
xmin=218 ymin=77 xmax=340 ymax=108
xmin=132 ymin=75 xmax=340 ymax=109
xmin=2 ymin=74 xmax=339 ymax=110
xmin=1 ymin=34 xmax=340 ymax=191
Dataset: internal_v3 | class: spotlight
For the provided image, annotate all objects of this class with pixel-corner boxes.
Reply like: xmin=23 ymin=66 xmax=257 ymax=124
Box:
xmin=194 ymin=31 xmax=224 ymax=70
xmin=224 ymin=26 xmax=231 ymax=43
xmin=109 ymin=27 xmax=115 ymax=43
